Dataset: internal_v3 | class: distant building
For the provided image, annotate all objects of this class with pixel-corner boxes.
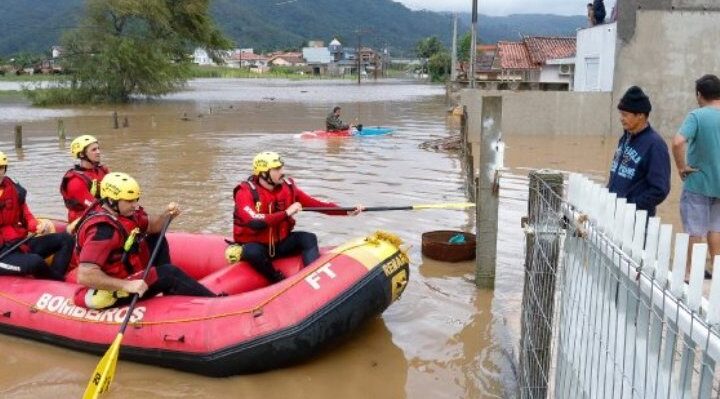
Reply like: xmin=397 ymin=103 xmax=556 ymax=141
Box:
xmin=302 ymin=38 xmax=378 ymax=77
xmin=51 ymin=46 xmax=64 ymax=59
xmin=497 ymin=41 xmax=538 ymax=81
xmin=193 ymin=48 xmax=214 ymax=65
xmin=493 ymin=36 xmax=576 ymax=88
xmin=302 ymin=47 xmax=333 ymax=75
xmin=268 ymin=54 xmax=306 ymax=67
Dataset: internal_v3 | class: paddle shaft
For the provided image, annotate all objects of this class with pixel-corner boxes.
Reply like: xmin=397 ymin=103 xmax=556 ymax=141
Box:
xmin=0 ymin=233 xmax=36 ymax=261
xmin=302 ymin=203 xmax=475 ymax=212
xmin=304 ymin=206 xmax=411 ymax=212
xmin=117 ymin=216 xmax=173 ymax=335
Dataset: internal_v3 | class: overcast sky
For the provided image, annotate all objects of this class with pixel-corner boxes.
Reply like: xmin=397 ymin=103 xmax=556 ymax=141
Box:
xmin=396 ymin=0 xmax=602 ymax=16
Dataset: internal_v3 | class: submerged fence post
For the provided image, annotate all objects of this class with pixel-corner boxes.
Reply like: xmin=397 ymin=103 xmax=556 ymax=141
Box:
xmin=14 ymin=125 xmax=22 ymax=148
xmin=519 ymin=170 xmax=564 ymax=399
xmin=112 ymin=111 xmax=119 ymax=129
xmin=57 ymin=119 xmax=66 ymax=140
xmin=475 ymin=96 xmax=502 ymax=288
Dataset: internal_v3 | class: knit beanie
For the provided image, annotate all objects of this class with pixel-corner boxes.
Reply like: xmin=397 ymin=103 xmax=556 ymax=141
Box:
xmin=618 ymin=86 xmax=652 ymax=114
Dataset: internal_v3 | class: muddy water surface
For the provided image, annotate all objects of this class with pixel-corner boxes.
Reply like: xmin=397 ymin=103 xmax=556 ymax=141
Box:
xmin=0 ymin=79 xmax=685 ymax=399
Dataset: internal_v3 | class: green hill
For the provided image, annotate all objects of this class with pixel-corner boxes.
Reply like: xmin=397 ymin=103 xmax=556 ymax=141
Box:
xmin=0 ymin=0 xmax=586 ymax=58
xmin=457 ymin=13 xmax=588 ymax=43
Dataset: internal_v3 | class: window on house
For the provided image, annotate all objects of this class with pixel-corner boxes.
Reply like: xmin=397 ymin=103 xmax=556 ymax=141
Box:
xmin=585 ymin=57 xmax=600 ymax=91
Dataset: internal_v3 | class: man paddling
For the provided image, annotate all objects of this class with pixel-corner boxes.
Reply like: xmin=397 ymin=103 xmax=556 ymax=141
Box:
xmin=74 ymin=172 xmax=216 ymax=309
xmin=232 ymin=152 xmax=363 ymax=282
xmin=326 ymin=106 xmax=362 ymax=132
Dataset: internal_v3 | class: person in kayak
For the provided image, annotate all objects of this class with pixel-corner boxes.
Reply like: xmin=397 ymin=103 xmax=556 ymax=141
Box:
xmin=0 ymin=151 xmax=74 ymax=280
xmin=60 ymin=135 xmax=109 ymax=223
xmin=233 ymin=151 xmax=363 ymax=282
xmin=326 ymin=106 xmax=362 ymax=132
xmin=74 ymin=172 xmax=216 ymax=309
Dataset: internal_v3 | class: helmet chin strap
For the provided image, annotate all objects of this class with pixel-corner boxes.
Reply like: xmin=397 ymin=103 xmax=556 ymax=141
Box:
xmin=102 ymin=200 xmax=120 ymax=215
xmin=80 ymin=152 xmax=100 ymax=167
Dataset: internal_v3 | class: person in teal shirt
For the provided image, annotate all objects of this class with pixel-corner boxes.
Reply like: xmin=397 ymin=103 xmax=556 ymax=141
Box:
xmin=672 ymin=74 xmax=720 ymax=279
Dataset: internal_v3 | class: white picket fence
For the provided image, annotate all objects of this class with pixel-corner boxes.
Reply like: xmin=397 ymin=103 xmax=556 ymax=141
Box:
xmin=553 ymin=173 xmax=720 ymax=399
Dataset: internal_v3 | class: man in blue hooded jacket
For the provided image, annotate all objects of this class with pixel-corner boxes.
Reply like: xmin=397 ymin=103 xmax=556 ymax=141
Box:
xmin=607 ymin=86 xmax=671 ymax=217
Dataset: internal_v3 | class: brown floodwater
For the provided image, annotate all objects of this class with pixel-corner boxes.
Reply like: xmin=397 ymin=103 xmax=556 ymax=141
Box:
xmin=0 ymin=79 xmax=684 ymax=398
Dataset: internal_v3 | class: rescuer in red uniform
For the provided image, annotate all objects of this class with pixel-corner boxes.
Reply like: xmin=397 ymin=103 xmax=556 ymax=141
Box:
xmin=0 ymin=151 xmax=74 ymax=280
xmin=60 ymin=135 xmax=109 ymax=223
xmin=233 ymin=152 xmax=363 ymax=282
xmin=74 ymin=172 xmax=216 ymax=309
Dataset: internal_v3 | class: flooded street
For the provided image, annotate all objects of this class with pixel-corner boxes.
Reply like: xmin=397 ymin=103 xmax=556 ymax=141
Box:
xmin=0 ymin=79 xmax=684 ymax=398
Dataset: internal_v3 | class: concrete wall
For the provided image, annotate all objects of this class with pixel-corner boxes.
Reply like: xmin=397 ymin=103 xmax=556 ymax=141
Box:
xmin=459 ymin=90 xmax=612 ymax=139
xmin=574 ymin=23 xmax=617 ymax=92
xmin=614 ymin=8 xmax=720 ymax=136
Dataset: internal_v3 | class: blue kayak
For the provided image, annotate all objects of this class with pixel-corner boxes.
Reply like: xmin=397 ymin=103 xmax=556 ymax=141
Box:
xmin=356 ymin=127 xmax=394 ymax=136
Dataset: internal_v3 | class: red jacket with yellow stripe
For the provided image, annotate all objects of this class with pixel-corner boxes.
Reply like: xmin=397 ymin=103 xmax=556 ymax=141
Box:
xmin=232 ymin=177 xmax=344 ymax=245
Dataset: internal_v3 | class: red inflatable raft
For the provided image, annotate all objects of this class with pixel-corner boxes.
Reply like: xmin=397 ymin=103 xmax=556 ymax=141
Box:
xmin=0 ymin=230 xmax=409 ymax=376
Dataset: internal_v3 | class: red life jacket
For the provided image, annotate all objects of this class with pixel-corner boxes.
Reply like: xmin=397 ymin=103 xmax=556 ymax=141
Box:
xmin=0 ymin=176 xmax=30 ymax=246
xmin=233 ymin=176 xmax=296 ymax=244
xmin=60 ymin=165 xmax=109 ymax=221
xmin=74 ymin=206 xmax=150 ymax=279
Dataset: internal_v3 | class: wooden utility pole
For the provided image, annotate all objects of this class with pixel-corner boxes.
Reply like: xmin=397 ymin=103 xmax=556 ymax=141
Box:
xmin=470 ymin=0 xmax=478 ymax=88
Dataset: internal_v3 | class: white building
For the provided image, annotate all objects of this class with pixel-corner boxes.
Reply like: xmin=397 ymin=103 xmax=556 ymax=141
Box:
xmin=573 ymin=22 xmax=617 ymax=92
xmin=193 ymin=48 xmax=214 ymax=65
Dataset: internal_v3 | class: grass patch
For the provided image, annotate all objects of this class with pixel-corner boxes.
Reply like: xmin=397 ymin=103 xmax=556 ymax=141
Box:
xmin=0 ymin=73 xmax=67 ymax=82
xmin=188 ymin=65 xmax=397 ymax=80
xmin=0 ymin=90 xmax=26 ymax=101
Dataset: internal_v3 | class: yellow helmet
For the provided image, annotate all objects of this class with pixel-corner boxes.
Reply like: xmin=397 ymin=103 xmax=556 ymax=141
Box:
xmin=252 ymin=152 xmax=284 ymax=175
xmin=0 ymin=151 xmax=7 ymax=166
xmin=70 ymin=135 xmax=98 ymax=158
xmin=100 ymin=172 xmax=141 ymax=201
xmin=225 ymin=244 xmax=243 ymax=264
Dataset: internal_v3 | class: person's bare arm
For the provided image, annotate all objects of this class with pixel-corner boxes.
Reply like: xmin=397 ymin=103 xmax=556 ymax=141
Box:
xmin=77 ymin=263 xmax=148 ymax=296
xmin=671 ymin=134 xmax=698 ymax=180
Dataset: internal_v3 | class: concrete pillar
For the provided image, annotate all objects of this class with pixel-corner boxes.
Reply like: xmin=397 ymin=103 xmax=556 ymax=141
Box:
xmin=519 ymin=170 xmax=564 ymax=399
xmin=475 ymin=96 xmax=502 ymax=288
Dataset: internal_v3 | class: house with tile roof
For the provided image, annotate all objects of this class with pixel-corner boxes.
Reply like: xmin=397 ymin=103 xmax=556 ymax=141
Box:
xmin=494 ymin=36 xmax=576 ymax=88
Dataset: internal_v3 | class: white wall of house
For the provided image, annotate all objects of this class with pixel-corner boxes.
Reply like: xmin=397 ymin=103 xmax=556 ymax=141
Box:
xmin=540 ymin=58 xmax=575 ymax=87
xmin=574 ymin=22 xmax=617 ymax=92
xmin=193 ymin=48 xmax=214 ymax=65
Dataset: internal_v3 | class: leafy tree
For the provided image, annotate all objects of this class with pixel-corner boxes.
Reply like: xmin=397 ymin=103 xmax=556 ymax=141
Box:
xmin=428 ymin=51 xmax=451 ymax=82
xmin=10 ymin=52 xmax=44 ymax=69
xmin=48 ymin=0 xmax=231 ymax=103
xmin=415 ymin=36 xmax=444 ymax=60
xmin=457 ymin=32 xmax=472 ymax=62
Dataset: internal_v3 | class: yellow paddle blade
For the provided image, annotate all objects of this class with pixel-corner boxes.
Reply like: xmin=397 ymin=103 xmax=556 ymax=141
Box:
xmin=412 ymin=202 xmax=476 ymax=210
xmin=83 ymin=333 xmax=123 ymax=399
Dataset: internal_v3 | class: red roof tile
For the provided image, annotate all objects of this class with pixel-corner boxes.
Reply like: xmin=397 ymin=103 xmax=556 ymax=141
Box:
xmin=497 ymin=41 xmax=537 ymax=70
xmin=231 ymin=52 xmax=270 ymax=62
xmin=523 ymin=37 xmax=576 ymax=64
